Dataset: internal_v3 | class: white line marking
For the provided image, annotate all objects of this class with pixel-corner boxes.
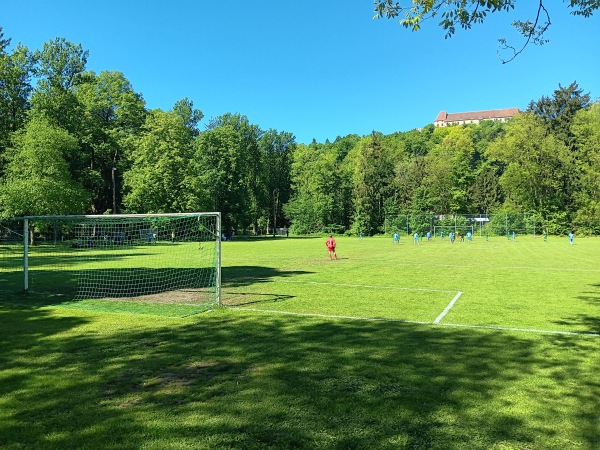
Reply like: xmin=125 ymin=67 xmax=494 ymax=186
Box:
xmin=279 ymin=280 xmax=455 ymax=293
xmin=228 ymin=307 xmax=430 ymax=324
xmin=227 ymin=307 xmax=600 ymax=338
xmin=441 ymin=322 xmax=600 ymax=337
xmin=434 ymin=291 xmax=462 ymax=324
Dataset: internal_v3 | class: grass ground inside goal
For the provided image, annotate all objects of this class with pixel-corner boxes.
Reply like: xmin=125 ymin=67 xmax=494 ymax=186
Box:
xmin=1 ymin=241 xmax=218 ymax=317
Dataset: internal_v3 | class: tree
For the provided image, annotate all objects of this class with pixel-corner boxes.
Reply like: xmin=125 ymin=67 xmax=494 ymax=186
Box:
xmin=351 ymin=132 xmax=394 ymax=235
xmin=206 ymin=113 xmax=262 ymax=233
xmin=527 ymin=81 xmax=591 ymax=147
xmin=285 ymin=141 xmax=336 ymax=234
xmin=0 ymin=117 xmax=88 ymax=217
xmin=172 ymin=98 xmax=203 ymax=141
xmin=189 ymin=124 xmax=248 ymax=233
xmin=570 ymin=101 xmax=600 ymax=232
xmin=527 ymin=82 xmax=591 ymax=219
xmin=122 ymin=110 xmax=193 ymax=213
xmin=422 ymin=126 xmax=477 ymax=214
xmin=470 ymin=164 xmax=503 ymax=214
xmin=258 ymin=129 xmax=296 ymax=234
xmin=330 ymin=135 xmax=360 ymax=230
xmin=486 ymin=112 xmax=571 ymax=231
xmin=0 ymin=27 xmax=10 ymax=53
xmin=373 ymin=1 xmax=599 ymax=62
xmin=30 ymin=38 xmax=88 ymax=132
xmin=74 ymin=70 xmax=146 ymax=212
xmin=0 ymin=43 xmax=35 ymax=161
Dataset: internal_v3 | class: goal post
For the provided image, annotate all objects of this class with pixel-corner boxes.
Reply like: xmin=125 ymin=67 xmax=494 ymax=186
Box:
xmin=21 ymin=212 xmax=221 ymax=309
xmin=433 ymin=225 xmax=474 ymax=238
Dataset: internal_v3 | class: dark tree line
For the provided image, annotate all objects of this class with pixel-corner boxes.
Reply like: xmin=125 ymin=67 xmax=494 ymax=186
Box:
xmin=286 ymin=83 xmax=599 ymax=235
xmin=0 ymin=30 xmax=294 ymax=235
xmin=1 ymin=28 xmax=599 ymax=235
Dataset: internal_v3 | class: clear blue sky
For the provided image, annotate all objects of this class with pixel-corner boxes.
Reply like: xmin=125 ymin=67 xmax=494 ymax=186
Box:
xmin=2 ymin=1 xmax=599 ymax=144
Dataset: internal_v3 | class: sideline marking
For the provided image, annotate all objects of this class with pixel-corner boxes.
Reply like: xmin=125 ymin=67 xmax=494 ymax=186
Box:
xmin=279 ymin=280 xmax=455 ymax=293
xmin=441 ymin=322 xmax=600 ymax=337
xmin=228 ymin=307 xmax=600 ymax=338
xmin=433 ymin=291 xmax=462 ymax=324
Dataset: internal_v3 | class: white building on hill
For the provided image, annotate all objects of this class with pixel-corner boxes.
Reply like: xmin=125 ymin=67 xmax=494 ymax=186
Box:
xmin=434 ymin=108 xmax=520 ymax=127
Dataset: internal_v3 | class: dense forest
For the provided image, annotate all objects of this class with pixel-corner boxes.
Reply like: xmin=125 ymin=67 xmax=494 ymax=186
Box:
xmin=1 ymin=29 xmax=599 ymax=235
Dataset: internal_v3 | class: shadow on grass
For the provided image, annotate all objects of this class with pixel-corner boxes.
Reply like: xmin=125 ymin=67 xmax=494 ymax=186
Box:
xmin=554 ymin=282 xmax=600 ymax=334
xmin=1 ymin=268 xmax=217 ymax=304
xmin=222 ymin=292 xmax=296 ymax=307
xmin=1 ymin=265 xmax=312 ymax=311
xmin=222 ymin=265 xmax=313 ymax=288
xmin=1 ymin=306 xmax=599 ymax=449
xmin=225 ymin=236 xmax=319 ymax=242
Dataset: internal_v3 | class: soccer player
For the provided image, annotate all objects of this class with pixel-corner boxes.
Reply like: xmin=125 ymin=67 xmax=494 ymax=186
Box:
xmin=569 ymin=231 xmax=574 ymax=245
xmin=413 ymin=232 xmax=419 ymax=245
xmin=393 ymin=232 xmax=399 ymax=245
xmin=326 ymin=235 xmax=337 ymax=260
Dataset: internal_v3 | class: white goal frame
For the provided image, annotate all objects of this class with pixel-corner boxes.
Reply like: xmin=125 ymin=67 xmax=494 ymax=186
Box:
xmin=22 ymin=212 xmax=221 ymax=305
xmin=433 ymin=225 xmax=474 ymax=237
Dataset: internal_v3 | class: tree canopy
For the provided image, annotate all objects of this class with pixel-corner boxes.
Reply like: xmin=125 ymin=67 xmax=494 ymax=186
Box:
xmin=0 ymin=28 xmax=599 ymax=235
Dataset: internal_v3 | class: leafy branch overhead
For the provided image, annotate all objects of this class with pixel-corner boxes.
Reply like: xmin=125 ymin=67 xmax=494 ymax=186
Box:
xmin=373 ymin=0 xmax=599 ymax=63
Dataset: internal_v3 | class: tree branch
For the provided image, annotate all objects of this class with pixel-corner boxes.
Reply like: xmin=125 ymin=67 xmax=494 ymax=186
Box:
xmin=498 ymin=0 xmax=551 ymax=64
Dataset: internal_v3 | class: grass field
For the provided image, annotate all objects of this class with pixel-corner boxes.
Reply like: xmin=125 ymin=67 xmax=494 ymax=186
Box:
xmin=1 ymin=234 xmax=599 ymax=449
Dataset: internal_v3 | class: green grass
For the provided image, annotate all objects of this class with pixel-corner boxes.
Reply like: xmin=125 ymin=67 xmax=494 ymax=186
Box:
xmin=1 ymin=235 xmax=600 ymax=449
xmin=224 ymin=235 xmax=600 ymax=334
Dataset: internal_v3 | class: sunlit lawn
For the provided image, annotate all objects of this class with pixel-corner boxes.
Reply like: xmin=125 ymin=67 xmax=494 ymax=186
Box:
xmin=224 ymin=235 xmax=600 ymax=334
xmin=1 ymin=234 xmax=599 ymax=449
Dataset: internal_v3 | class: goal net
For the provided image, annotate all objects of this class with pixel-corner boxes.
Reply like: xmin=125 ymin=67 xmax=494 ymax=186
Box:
xmin=20 ymin=213 xmax=221 ymax=313
xmin=433 ymin=225 xmax=474 ymax=238
xmin=0 ymin=218 xmax=25 ymax=294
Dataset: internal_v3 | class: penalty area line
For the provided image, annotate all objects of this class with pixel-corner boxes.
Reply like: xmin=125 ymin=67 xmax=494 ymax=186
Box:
xmin=279 ymin=280 xmax=455 ymax=293
xmin=227 ymin=307 xmax=430 ymax=325
xmin=433 ymin=291 xmax=463 ymax=324
xmin=228 ymin=307 xmax=600 ymax=338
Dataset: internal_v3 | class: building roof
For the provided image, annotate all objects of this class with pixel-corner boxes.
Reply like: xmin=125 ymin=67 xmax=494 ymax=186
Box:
xmin=435 ymin=108 xmax=520 ymax=123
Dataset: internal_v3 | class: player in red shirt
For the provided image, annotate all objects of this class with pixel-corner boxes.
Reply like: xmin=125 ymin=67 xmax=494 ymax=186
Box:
xmin=326 ymin=235 xmax=337 ymax=260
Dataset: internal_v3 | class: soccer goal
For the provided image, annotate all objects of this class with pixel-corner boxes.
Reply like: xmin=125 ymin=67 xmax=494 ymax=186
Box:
xmin=21 ymin=213 xmax=221 ymax=308
xmin=433 ymin=225 xmax=474 ymax=238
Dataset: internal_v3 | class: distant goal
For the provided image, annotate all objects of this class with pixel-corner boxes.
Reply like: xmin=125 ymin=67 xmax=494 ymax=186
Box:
xmin=21 ymin=213 xmax=221 ymax=312
xmin=433 ymin=225 xmax=474 ymax=237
